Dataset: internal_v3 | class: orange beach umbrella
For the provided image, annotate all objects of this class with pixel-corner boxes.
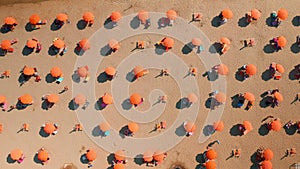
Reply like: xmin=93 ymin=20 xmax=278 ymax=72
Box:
xmin=275 ymin=64 xmax=284 ymax=73
xmin=114 ymin=163 xmax=125 ymax=169
xmin=243 ymin=121 xmax=253 ymax=131
xmin=277 ymin=36 xmax=287 ymax=47
xmin=143 ymin=150 xmax=153 ymax=162
xmin=246 ymin=64 xmax=257 ymax=75
xmin=270 ymin=120 xmax=281 ymax=131
xmin=50 ymin=67 xmax=62 ymax=78
xmin=27 ymin=39 xmax=37 ymax=48
xmin=74 ymin=94 xmax=86 ymax=105
xmin=78 ymin=38 xmax=90 ymax=51
xmin=138 ymin=10 xmax=149 ymax=23
xmin=83 ymin=12 xmax=94 ymax=22
xmin=102 ymin=93 xmax=113 ymax=105
xmin=153 ymin=150 xmax=165 ymax=162
xmin=53 ymin=39 xmax=65 ymax=49
xmin=18 ymin=94 xmax=33 ymax=104
xmin=187 ymin=93 xmax=198 ymax=103
xmin=205 ymin=160 xmax=217 ymax=169
xmin=263 ymin=149 xmax=274 ymax=161
xmin=56 ymin=13 xmax=68 ymax=22
xmin=273 ymin=92 xmax=283 ymax=101
xmin=222 ymin=9 xmax=233 ymax=19
xmin=133 ymin=66 xmax=146 ymax=78
xmin=166 ymin=9 xmax=177 ymax=20
xmin=215 ymin=92 xmax=226 ymax=103
xmin=105 ymin=66 xmax=116 ymax=76
xmin=4 ymin=17 xmax=16 ymax=25
xmin=110 ymin=12 xmax=122 ymax=22
xmin=128 ymin=122 xmax=139 ymax=133
xmin=86 ymin=149 xmax=97 ymax=161
xmin=251 ymin=9 xmax=261 ymax=20
xmin=38 ymin=150 xmax=49 ymax=162
xmin=130 ymin=93 xmax=141 ymax=105
xmin=23 ymin=66 xmax=35 ymax=76
xmin=162 ymin=37 xmax=174 ymax=49
xmin=43 ymin=122 xmax=56 ymax=134
xmin=277 ymin=8 xmax=288 ymax=20
xmin=206 ymin=149 xmax=217 ymax=160
xmin=108 ymin=39 xmax=120 ymax=49
xmin=220 ymin=37 xmax=230 ymax=45
xmin=10 ymin=149 xmax=23 ymax=160
xmin=216 ymin=64 xmax=229 ymax=75
xmin=0 ymin=95 xmax=6 ymax=104
xmin=77 ymin=66 xmax=88 ymax=77
xmin=1 ymin=40 xmax=11 ymax=50
xmin=29 ymin=14 xmax=40 ymax=25
xmin=244 ymin=92 xmax=255 ymax=102
xmin=47 ymin=94 xmax=59 ymax=103
xmin=213 ymin=121 xmax=224 ymax=131
xmin=192 ymin=38 xmax=202 ymax=46
xmin=261 ymin=160 xmax=272 ymax=169
xmin=99 ymin=122 xmax=110 ymax=132
xmin=115 ymin=150 xmax=125 ymax=161
xmin=184 ymin=121 xmax=196 ymax=132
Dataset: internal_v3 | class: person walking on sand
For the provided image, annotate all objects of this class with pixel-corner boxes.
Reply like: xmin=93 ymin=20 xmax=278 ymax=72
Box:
xmin=21 ymin=123 xmax=29 ymax=132
xmin=59 ymin=86 xmax=69 ymax=94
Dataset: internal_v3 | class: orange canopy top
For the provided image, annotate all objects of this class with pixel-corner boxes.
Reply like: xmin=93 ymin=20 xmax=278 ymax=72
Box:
xmin=261 ymin=160 xmax=272 ymax=169
xmin=74 ymin=94 xmax=86 ymax=105
xmin=220 ymin=37 xmax=231 ymax=45
xmin=143 ymin=150 xmax=153 ymax=162
xmin=83 ymin=12 xmax=94 ymax=22
xmin=215 ymin=92 xmax=226 ymax=103
xmin=79 ymin=38 xmax=90 ymax=51
xmin=115 ymin=150 xmax=125 ymax=161
xmin=166 ymin=9 xmax=177 ymax=20
xmin=77 ymin=66 xmax=88 ymax=77
xmin=270 ymin=119 xmax=282 ymax=131
xmin=102 ymin=93 xmax=113 ymax=105
xmin=105 ymin=66 xmax=116 ymax=76
xmin=243 ymin=120 xmax=253 ymax=131
xmin=184 ymin=121 xmax=196 ymax=132
xmin=187 ymin=93 xmax=198 ymax=103
xmin=10 ymin=149 xmax=23 ymax=160
xmin=206 ymin=149 xmax=217 ymax=160
xmin=130 ymin=93 xmax=142 ymax=105
xmin=56 ymin=13 xmax=68 ymax=22
xmin=1 ymin=40 xmax=11 ymax=50
xmin=251 ymin=9 xmax=261 ymax=20
xmin=213 ymin=121 xmax=224 ymax=131
xmin=205 ymin=160 xmax=217 ymax=169
xmin=23 ymin=66 xmax=35 ymax=76
xmin=275 ymin=64 xmax=284 ymax=73
xmin=153 ymin=150 xmax=165 ymax=162
xmin=133 ymin=66 xmax=144 ymax=75
xmin=191 ymin=38 xmax=202 ymax=46
xmin=137 ymin=10 xmax=149 ymax=23
xmin=18 ymin=94 xmax=33 ymax=104
xmin=29 ymin=14 xmax=41 ymax=25
xmin=99 ymin=122 xmax=110 ymax=132
xmin=0 ymin=95 xmax=6 ymax=104
xmin=86 ymin=149 xmax=97 ymax=161
xmin=277 ymin=8 xmax=288 ymax=20
xmin=47 ymin=94 xmax=59 ymax=103
xmin=273 ymin=92 xmax=283 ymax=102
xmin=38 ymin=149 xmax=49 ymax=162
xmin=162 ymin=37 xmax=174 ymax=48
xmin=108 ymin=39 xmax=120 ymax=49
xmin=128 ymin=122 xmax=139 ymax=133
xmin=244 ymin=92 xmax=255 ymax=102
xmin=114 ymin=163 xmax=125 ymax=169
xmin=222 ymin=9 xmax=233 ymax=19
xmin=50 ymin=66 xmax=62 ymax=78
xmin=263 ymin=148 xmax=274 ymax=161
xmin=53 ymin=39 xmax=65 ymax=49
xmin=277 ymin=36 xmax=287 ymax=47
xmin=44 ymin=122 xmax=56 ymax=134
xmin=246 ymin=64 xmax=257 ymax=75
xmin=110 ymin=12 xmax=122 ymax=22
xmin=216 ymin=64 xmax=229 ymax=75
xmin=4 ymin=17 xmax=16 ymax=25
xmin=27 ymin=39 xmax=37 ymax=48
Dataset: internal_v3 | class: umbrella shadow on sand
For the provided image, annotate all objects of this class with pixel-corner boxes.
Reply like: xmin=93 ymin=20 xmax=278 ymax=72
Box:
xmin=154 ymin=44 xmax=166 ymax=55
xmin=80 ymin=154 xmax=89 ymax=164
xmin=211 ymin=15 xmax=222 ymax=27
xmin=250 ymin=152 xmax=259 ymax=169
xmin=258 ymin=123 xmax=269 ymax=136
xmin=103 ymin=18 xmax=116 ymax=29
xmin=130 ymin=16 xmax=140 ymax=29
xmin=50 ymin=20 xmax=61 ymax=31
xmin=235 ymin=68 xmax=245 ymax=82
xmin=175 ymin=98 xmax=190 ymax=109
xmin=33 ymin=153 xmax=43 ymax=165
xmin=259 ymin=96 xmax=273 ymax=108
xmin=195 ymin=153 xmax=205 ymax=164
xmin=263 ymin=43 xmax=276 ymax=54
xmin=45 ymin=73 xmax=56 ymax=83
xmin=74 ymin=46 xmax=85 ymax=56
xmin=94 ymin=98 xmax=106 ymax=111
xmin=92 ymin=125 xmax=101 ymax=137
xmin=134 ymin=154 xmax=144 ymax=166
xmin=202 ymin=70 xmax=218 ymax=81
xmin=22 ymin=46 xmax=34 ymax=56
xmin=261 ymin=69 xmax=274 ymax=81
xmin=119 ymin=126 xmax=128 ymax=139
xmin=77 ymin=19 xmax=87 ymax=30
xmin=25 ymin=22 xmax=35 ymax=32
xmin=6 ymin=154 xmax=15 ymax=164
xmin=107 ymin=153 xmax=115 ymax=165
xmin=283 ymin=125 xmax=297 ymax=135
xmin=204 ymin=97 xmax=218 ymax=110
xmin=182 ymin=43 xmax=193 ymax=55
xmin=175 ymin=124 xmax=186 ymax=136
xmin=48 ymin=45 xmax=59 ymax=56
xmin=157 ymin=17 xmax=169 ymax=29
xmin=229 ymin=124 xmax=243 ymax=136
xmin=292 ymin=16 xmax=300 ymax=26
xmin=265 ymin=16 xmax=274 ymax=27
xmin=288 ymin=65 xmax=300 ymax=80
xmin=290 ymin=42 xmax=300 ymax=54
xmin=39 ymin=127 xmax=50 ymax=137
xmin=208 ymin=42 xmax=221 ymax=54
xmin=68 ymin=100 xmax=79 ymax=110
xmin=0 ymin=26 xmax=10 ymax=34
xmin=71 ymin=72 xmax=81 ymax=83
xmin=97 ymin=72 xmax=110 ymax=83
xmin=126 ymin=71 xmax=136 ymax=82
xmin=122 ymin=99 xmax=132 ymax=110
xmin=202 ymin=125 xmax=215 ymax=136
xmin=100 ymin=45 xmax=113 ymax=56
xmin=238 ymin=16 xmax=249 ymax=27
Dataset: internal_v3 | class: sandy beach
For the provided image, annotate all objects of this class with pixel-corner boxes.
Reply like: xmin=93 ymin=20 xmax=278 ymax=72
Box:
xmin=0 ymin=0 xmax=299 ymax=169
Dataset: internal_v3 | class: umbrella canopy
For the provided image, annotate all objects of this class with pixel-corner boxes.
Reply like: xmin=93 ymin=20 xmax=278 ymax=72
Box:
xmin=99 ymin=122 xmax=110 ymax=132
xmin=82 ymin=12 xmax=94 ymax=22
xmin=277 ymin=36 xmax=287 ymax=47
xmin=38 ymin=150 xmax=49 ymax=162
xmin=0 ymin=95 xmax=6 ymax=104
xmin=184 ymin=121 xmax=196 ymax=132
xmin=128 ymin=122 xmax=139 ymax=133
xmin=29 ymin=14 xmax=40 ymax=24
xmin=215 ymin=92 xmax=226 ymax=103
xmin=113 ymin=163 xmax=125 ymax=169
xmin=166 ymin=9 xmax=177 ymax=20
xmin=153 ymin=150 xmax=165 ymax=162
xmin=205 ymin=160 xmax=217 ymax=169
xmin=105 ymin=66 xmax=116 ymax=76
xmin=261 ymin=160 xmax=272 ymax=169
xmin=27 ymin=39 xmax=37 ymax=48
xmin=114 ymin=150 xmax=125 ymax=161
xmin=50 ymin=66 xmax=62 ymax=78
xmin=143 ymin=150 xmax=153 ymax=162
xmin=213 ymin=121 xmax=224 ymax=131
xmin=74 ymin=94 xmax=86 ymax=105
xmin=77 ymin=66 xmax=88 ymax=78
xmin=110 ymin=12 xmax=122 ymax=22
xmin=23 ymin=66 xmax=35 ymax=76
xmin=44 ymin=122 xmax=56 ymax=134
xmin=270 ymin=120 xmax=281 ymax=131
xmin=277 ymin=8 xmax=288 ymax=20
xmin=78 ymin=38 xmax=90 ymax=51
xmin=187 ymin=93 xmax=198 ymax=103
xmin=275 ymin=64 xmax=284 ymax=73
xmin=244 ymin=92 xmax=255 ymax=102
xmin=162 ymin=37 xmax=174 ymax=48
xmin=102 ymin=93 xmax=113 ymax=105
xmin=273 ymin=92 xmax=283 ymax=101
xmin=53 ymin=39 xmax=65 ymax=49
xmin=206 ymin=149 xmax=217 ymax=160
xmin=18 ymin=94 xmax=33 ymax=104
xmin=137 ymin=10 xmax=149 ymax=23
xmin=216 ymin=64 xmax=229 ymax=75
xmin=47 ymin=94 xmax=59 ymax=103
xmin=108 ymin=39 xmax=119 ymax=49
xmin=1 ymin=40 xmax=11 ymax=50
xmin=246 ymin=64 xmax=257 ymax=75
xmin=133 ymin=66 xmax=144 ymax=76
xmin=251 ymin=9 xmax=261 ymax=20
xmin=86 ymin=149 xmax=97 ymax=161
xmin=191 ymin=38 xmax=202 ymax=46
xmin=220 ymin=37 xmax=231 ymax=45
xmin=130 ymin=93 xmax=142 ymax=105
xmin=222 ymin=9 xmax=233 ymax=19
xmin=263 ymin=149 xmax=274 ymax=161
xmin=10 ymin=149 xmax=23 ymax=160
xmin=243 ymin=121 xmax=253 ymax=131
xmin=56 ymin=13 xmax=68 ymax=22
xmin=4 ymin=17 xmax=16 ymax=25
